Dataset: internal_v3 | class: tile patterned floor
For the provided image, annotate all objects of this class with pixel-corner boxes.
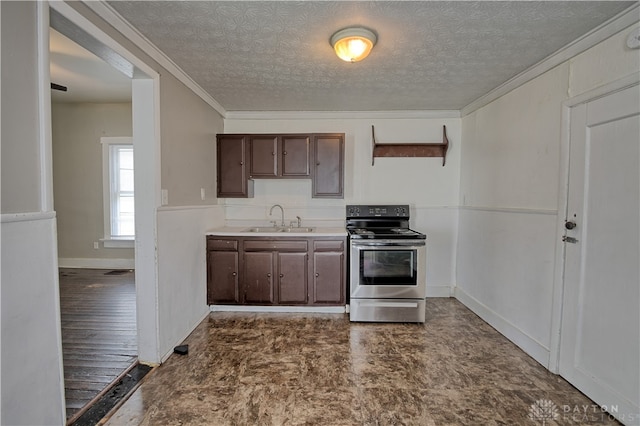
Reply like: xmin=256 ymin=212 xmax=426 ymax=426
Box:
xmin=105 ymin=299 xmax=619 ymax=425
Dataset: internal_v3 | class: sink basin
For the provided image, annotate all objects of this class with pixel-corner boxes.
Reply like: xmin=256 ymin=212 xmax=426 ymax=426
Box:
xmin=243 ymin=227 xmax=282 ymax=233
xmin=242 ymin=227 xmax=315 ymax=233
xmin=279 ymin=227 xmax=315 ymax=233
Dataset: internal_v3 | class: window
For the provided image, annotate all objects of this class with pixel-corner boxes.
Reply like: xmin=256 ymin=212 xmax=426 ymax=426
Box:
xmin=101 ymin=137 xmax=134 ymax=247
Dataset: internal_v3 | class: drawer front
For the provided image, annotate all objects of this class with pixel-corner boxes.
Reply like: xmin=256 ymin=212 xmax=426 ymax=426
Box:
xmin=244 ymin=240 xmax=308 ymax=252
xmin=313 ymin=240 xmax=344 ymax=252
xmin=207 ymin=239 xmax=238 ymax=251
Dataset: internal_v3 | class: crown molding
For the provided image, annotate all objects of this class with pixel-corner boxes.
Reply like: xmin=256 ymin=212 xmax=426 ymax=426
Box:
xmin=224 ymin=110 xmax=460 ymax=121
xmin=461 ymin=3 xmax=640 ymax=117
xmin=84 ymin=1 xmax=227 ymax=117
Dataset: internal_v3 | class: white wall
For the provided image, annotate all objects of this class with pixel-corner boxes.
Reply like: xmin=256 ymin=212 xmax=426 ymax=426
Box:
xmin=457 ymin=23 xmax=640 ymax=368
xmin=156 ymin=205 xmax=224 ymax=360
xmin=223 ymin=116 xmax=461 ymax=296
xmin=52 ymin=102 xmax=134 ymax=266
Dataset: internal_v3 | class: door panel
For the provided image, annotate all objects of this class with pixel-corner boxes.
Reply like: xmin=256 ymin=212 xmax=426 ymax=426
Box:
xmin=312 ymin=135 xmax=344 ymax=198
xmin=313 ymin=252 xmax=344 ymax=303
xmin=560 ymin=84 xmax=640 ymax=422
xmin=217 ymin=135 xmax=250 ymax=197
xmin=281 ymin=136 xmax=310 ymax=177
xmin=244 ymin=252 xmax=274 ymax=303
xmin=277 ymin=252 xmax=307 ymax=303
xmin=249 ymin=136 xmax=278 ymax=178
xmin=207 ymin=251 xmax=238 ymax=304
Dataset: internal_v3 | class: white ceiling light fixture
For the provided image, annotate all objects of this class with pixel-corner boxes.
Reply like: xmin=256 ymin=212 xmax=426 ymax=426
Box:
xmin=330 ymin=27 xmax=377 ymax=63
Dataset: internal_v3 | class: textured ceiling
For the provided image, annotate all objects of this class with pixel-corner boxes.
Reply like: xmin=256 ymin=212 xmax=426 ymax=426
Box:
xmin=62 ymin=1 xmax=636 ymax=111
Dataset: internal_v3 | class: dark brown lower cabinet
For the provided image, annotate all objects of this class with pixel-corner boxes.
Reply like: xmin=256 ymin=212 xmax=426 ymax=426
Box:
xmin=243 ymin=240 xmax=308 ymax=304
xmin=206 ymin=239 xmax=239 ymax=305
xmin=207 ymin=235 xmax=345 ymax=306
xmin=244 ymin=252 xmax=275 ymax=303
xmin=312 ymin=240 xmax=345 ymax=304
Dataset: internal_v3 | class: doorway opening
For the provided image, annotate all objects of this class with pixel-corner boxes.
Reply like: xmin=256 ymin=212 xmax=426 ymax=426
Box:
xmin=48 ymin=4 xmax=160 ymax=422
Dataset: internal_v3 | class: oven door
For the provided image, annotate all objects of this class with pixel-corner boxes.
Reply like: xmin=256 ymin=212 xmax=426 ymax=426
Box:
xmin=350 ymin=239 xmax=426 ymax=299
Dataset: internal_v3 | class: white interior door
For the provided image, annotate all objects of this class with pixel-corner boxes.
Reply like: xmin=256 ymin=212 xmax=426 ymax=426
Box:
xmin=559 ymin=83 xmax=640 ymax=424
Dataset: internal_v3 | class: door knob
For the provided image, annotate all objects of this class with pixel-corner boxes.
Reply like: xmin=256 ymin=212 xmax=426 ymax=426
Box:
xmin=565 ymin=221 xmax=577 ymax=230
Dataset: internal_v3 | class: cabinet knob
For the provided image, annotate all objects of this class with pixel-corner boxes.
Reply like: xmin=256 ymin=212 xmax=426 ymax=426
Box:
xmin=266 ymin=273 xmax=271 ymax=278
xmin=279 ymin=274 xmax=284 ymax=278
xmin=239 ymin=161 xmax=244 ymax=165
xmin=316 ymin=162 xmax=320 ymax=166
xmin=315 ymin=273 xmax=319 ymax=277
xmin=232 ymin=272 xmax=237 ymax=276
xmin=272 ymin=152 xmax=275 ymax=156
xmin=283 ymin=151 xmax=287 ymax=155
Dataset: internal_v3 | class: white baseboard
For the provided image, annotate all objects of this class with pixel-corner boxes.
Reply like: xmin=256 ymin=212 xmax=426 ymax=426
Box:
xmin=426 ymin=285 xmax=453 ymax=298
xmin=58 ymin=258 xmax=135 ymax=269
xmin=454 ymin=287 xmax=550 ymax=368
xmin=210 ymin=305 xmax=346 ymax=314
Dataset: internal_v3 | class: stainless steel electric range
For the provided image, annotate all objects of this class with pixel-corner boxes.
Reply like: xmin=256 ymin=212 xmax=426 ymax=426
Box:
xmin=346 ymin=205 xmax=427 ymax=323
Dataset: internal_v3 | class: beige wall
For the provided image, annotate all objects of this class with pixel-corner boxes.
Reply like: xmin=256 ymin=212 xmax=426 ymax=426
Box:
xmin=160 ymin=73 xmax=221 ymax=206
xmin=52 ymin=102 xmax=134 ymax=262
xmin=66 ymin=2 xmax=223 ymax=208
xmin=1 ymin=1 xmax=42 ymax=214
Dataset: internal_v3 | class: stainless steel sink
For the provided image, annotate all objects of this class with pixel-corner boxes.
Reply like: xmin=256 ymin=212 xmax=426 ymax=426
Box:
xmin=243 ymin=227 xmax=282 ymax=233
xmin=279 ymin=227 xmax=314 ymax=233
xmin=242 ymin=227 xmax=315 ymax=233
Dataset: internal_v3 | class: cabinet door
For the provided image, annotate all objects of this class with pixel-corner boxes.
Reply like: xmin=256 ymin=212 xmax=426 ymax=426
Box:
xmin=207 ymin=251 xmax=239 ymax=304
xmin=217 ymin=135 xmax=253 ymax=197
xmin=277 ymin=252 xmax=308 ymax=304
xmin=243 ymin=252 xmax=274 ymax=303
xmin=249 ymin=136 xmax=278 ymax=178
xmin=281 ymin=135 xmax=310 ymax=177
xmin=312 ymin=252 xmax=344 ymax=304
xmin=312 ymin=135 xmax=344 ymax=198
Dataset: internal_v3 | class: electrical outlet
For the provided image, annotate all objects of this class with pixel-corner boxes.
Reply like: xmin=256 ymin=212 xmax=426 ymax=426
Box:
xmin=93 ymin=242 xmax=99 ymax=249
xmin=200 ymin=188 xmax=206 ymax=201
xmin=161 ymin=189 xmax=169 ymax=205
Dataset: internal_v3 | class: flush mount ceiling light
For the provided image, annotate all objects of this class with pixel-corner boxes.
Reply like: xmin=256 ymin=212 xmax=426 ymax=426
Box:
xmin=330 ymin=27 xmax=377 ymax=63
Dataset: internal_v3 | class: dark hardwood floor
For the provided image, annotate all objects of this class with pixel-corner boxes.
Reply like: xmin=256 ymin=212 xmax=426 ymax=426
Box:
xmin=58 ymin=268 xmax=137 ymax=422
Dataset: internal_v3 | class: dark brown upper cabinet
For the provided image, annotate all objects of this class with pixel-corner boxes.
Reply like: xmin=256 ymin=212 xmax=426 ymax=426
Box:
xmin=312 ymin=134 xmax=344 ymax=198
xmin=216 ymin=135 xmax=254 ymax=198
xmin=249 ymin=135 xmax=310 ymax=178
xmin=281 ymin=135 xmax=311 ymax=177
xmin=217 ymin=133 xmax=344 ymax=198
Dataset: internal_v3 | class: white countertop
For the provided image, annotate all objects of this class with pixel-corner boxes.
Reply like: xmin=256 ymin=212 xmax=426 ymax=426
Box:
xmin=206 ymin=226 xmax=347 ymax=237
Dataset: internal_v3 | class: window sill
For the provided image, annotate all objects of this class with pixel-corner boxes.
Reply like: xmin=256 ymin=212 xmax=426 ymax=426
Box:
xmin=101 ymin=238 xmax=135 ymax=249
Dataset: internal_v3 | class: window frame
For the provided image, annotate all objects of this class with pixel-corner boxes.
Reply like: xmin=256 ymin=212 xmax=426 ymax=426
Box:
xmin=101 ymin=136 xmax=134 ymax=248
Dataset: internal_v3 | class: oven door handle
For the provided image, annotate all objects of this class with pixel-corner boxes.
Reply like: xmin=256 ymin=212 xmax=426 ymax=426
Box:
xmin=351 ymin=241 xmax=425 ymax=247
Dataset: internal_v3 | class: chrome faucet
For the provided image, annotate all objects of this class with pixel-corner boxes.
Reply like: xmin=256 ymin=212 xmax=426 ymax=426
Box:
xmin=269 ymin=204 xmax=285 ymax=227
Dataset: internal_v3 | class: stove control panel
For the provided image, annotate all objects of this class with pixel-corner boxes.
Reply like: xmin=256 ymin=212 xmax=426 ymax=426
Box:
xmin=346 ymin=205 xmax=410 ymax=218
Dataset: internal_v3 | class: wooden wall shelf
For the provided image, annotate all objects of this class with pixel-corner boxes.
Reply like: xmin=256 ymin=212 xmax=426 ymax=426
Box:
xmin=372 ymin=125 xmax=449 ymax=166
